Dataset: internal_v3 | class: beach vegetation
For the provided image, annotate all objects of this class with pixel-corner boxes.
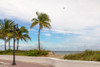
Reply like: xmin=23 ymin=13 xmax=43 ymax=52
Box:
xmin=0 ymin=49 xmax=48 ymax=56
xmin=64 ymin=50 xmax=100 ymax=61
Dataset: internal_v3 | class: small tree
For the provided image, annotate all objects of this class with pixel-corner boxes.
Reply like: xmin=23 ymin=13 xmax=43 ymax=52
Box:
xmin=16 ymin=26 xmax=31 ymax=51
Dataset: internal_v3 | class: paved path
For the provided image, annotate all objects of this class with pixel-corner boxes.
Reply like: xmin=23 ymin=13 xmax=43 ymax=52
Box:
xmin=0 ymin=55 xmax=53 ymax=67
xmin=0 ymin=55 xmax=100 ymax=67
xmin=0 ymin=59 xmax=52 ymax=67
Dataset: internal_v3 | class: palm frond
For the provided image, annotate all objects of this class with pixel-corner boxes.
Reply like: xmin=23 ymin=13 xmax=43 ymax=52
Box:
xmin=38 ymin=13 xmax=50 ymax=22
xmin=30 ymin=21 xmax=38 ymax=29
xmin=42 ymin=22 xmax=51 ymax=29
xmin=36 ymin=11 xmax=39 ymax=16
xmin=22 ymin=36 xmax=27 ymax=42
xmin=23 ymin=34 xmax=31 ymax=40
xmin=20 ymin=26 xmax=28 ymax=33
xmin=0 ymin=34 xmax=4 ymax=40
xmin=31 ymin=18 xmax=38 ymax=21
xmin=30 ymin=12 xmax=51 ymax=30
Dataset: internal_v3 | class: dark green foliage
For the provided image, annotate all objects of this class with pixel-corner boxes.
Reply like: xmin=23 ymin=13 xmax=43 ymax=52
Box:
xmin=27 ymin=49 xmax=48 ymax=56
xmin=40 ymin=50 xmax=48 ymax=56
xmin=7 ymin=49 xmax=13 ymax=52
xmin=95 ymin=55 xmax=100 ymax=61
xmin=64 ymin=50 xmax=100 ymax=61
xmin=0 ymin=51 xmax=4 ymax=54
xmin=0 ymin=49 xmax=48 ymax=56
xmin=27 ymin=49 xmax=39 ymax=56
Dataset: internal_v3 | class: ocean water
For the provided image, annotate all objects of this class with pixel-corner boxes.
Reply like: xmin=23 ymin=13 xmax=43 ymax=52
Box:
xmin=53 ymin=51 xmax=83 ymax=55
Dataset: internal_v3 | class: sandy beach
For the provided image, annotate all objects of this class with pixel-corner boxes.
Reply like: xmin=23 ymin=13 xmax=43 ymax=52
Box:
xmin=46 ymin=55 xmax=64 ymax=59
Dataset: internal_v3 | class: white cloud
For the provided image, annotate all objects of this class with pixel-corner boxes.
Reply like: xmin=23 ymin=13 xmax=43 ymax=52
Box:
xmin=0 ymin=0 xmax=100 ymax=29
xmin=0 ymin=0 xmax=100 ymax=50
xmin=0 ymin=0 xmax=100 ymax=30
xmin=44 ymin=33 xmax=51 ymax=37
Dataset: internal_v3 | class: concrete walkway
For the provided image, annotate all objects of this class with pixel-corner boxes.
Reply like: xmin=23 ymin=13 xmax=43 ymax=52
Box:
xmin=0 ymin=55 xmax=100 ymax=67
xmin=0 ymin=59 xmax=52 ymax=67
xmin=0 ymin=55 xmax=52 ymax=67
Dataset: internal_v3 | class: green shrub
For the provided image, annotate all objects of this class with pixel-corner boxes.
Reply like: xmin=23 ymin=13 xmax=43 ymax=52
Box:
xmin=64 ymin=50 xmax=100 ymax=61
xmin=27 ymin=49 xmax=48 ymax=56
xmin=0 ymin=51 xmax=4 ymax=54
xmin=64 ymin=55 xmax=67 ymax=59
xmin=83 ymin=50 xmax=93 ymax=55
xmin=27 ymin=49 xmax=39 ymax=56
xmin=0 ymin=49 xmax=48 ymax=56
xmin=7 ymin=49 xmax=13 ymax=52
xmin=64 ymin=55 xmax=78 ymax=60
xmin=40 ymin=51 xmax=48 ymax=56
xmin=95 ymin=56 xmax=100 ymax=61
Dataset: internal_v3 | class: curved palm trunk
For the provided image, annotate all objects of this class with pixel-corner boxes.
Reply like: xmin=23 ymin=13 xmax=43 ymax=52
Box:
xmin=38 ymin=26 xmax=41 ymax=53
xmin=5 ymin=37 xmax=6 ymax=52
xmin=17 ymin=39 xmax=19 ymax=51
xmin=9 ymin=40 xmax=10 ymax=49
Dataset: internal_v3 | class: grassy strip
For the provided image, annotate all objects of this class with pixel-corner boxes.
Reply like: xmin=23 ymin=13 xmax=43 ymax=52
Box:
xmin=0 ymin=49 xmax=48 ymax=56
xmin=64 ymin=50 xmax=100 ymax=61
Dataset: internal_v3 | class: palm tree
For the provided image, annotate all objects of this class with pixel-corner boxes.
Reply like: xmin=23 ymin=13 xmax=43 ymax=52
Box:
xmin=0 ymin=20 xmax=4 ymax=40
xmin=30 ymin=12 xmax=51 ymax=53
xmin=0 ymin=19 xmax=14 ymax=52
xmin=0 ymin=30 xmax=5 ymax=41
xmin=0 ymin=22 xmax=5 ymax=49
xmin=16 ymin=26 xmax=31 ymax=51
xmin=7 ymin=32 xmax=13 ymax=49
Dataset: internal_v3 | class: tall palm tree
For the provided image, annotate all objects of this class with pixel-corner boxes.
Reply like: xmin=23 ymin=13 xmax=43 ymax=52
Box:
xmin=7 ymin=32 xmax=13 ymax=49
xmin=16 ymin=26 xmax=31 ymax=51
xmin=0 ymin=19 xmax=14 ymax=52
xmin=8 ymin=38 xmax=11 ymax=49
xmin=0 ymin=20 xmax=4 ymax=40
xmin=30 ymin=12 xmax=51 ymax=53
xmin=0 ymin=21 xmax=5 ymax=49
xmin=0 ymin=30 xmax=5 ymax=41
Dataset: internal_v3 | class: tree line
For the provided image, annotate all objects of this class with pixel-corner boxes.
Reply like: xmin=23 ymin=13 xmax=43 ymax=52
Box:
xmin=0 ymin=11 xmax=51 ymax=53
xmin=0 ymin=19 xmax=31 ymax=52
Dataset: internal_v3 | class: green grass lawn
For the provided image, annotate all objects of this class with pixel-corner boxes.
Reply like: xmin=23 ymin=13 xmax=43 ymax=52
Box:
xmin=0 ymin=49 xmax=48 ymax=56
xmin=64 ymin=50 xmax=100 ymax=61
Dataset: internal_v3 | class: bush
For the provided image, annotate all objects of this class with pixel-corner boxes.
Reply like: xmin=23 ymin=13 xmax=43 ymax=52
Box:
xmin=7 ymin=49 xmax=13 ymax=52
xmin=0 ymin=51 xmax=4 ymax=54
xmin=0 ymin=49 xmax=48 ymax=56
xmin=64 ymin=50 xmax=100 ymax=61
xmin=27 ymin=49 xmax=48 ymax=56
xmin=27 ymin=49 xmax=39 ymax=56
xmin=64 ymin=54 xmax=79 ymax=60
xmin=40 ymin=51 xmax=48 ymax=56
xmin=83 ymin=50 xmax=93 ymax=55
xmin=95 ymin=56 xmax=100 ymax=61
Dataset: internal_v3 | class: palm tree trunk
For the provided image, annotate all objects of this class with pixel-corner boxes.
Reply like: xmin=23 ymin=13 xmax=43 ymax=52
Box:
xmin=38 ymin=26 xmax=41 ymax=53
xmin=9 ymin=40 xmax=10 ymax=49
xmin=17 ymin=39 xmax=19 ymax=51
xmin=5 ymin=37 xmax=6 ymax=52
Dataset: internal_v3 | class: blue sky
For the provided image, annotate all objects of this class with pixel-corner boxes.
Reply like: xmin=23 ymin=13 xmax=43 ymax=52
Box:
xmin=0 ymin=0 xmax=100 ymax=51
